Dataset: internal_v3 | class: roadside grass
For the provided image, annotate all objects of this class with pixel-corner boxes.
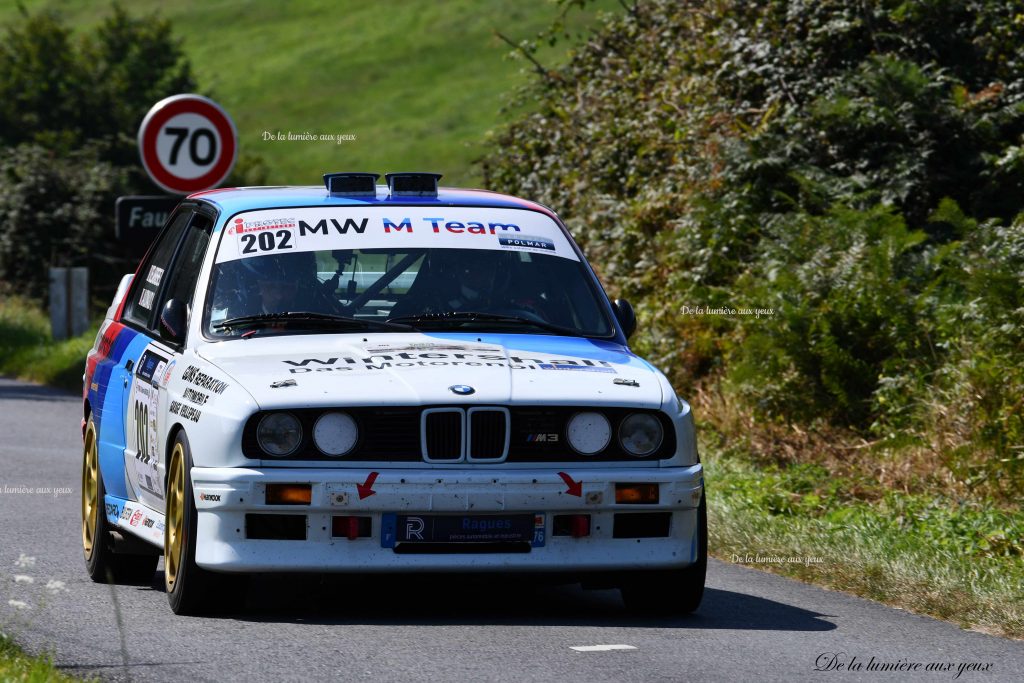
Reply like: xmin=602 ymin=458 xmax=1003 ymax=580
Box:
xmin=704 ymin=446 xmax=1024 ymax=640
xmin=0 ymin=0 xmax=618 ymax=187
xmin=0 ymin=633 xmax=95 ymax=683
xmin=0 ymin=297 xmax=97 ymax=392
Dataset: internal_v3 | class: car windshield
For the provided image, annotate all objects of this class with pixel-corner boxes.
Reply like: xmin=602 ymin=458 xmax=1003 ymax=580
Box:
xmin=204 ymin=208 xmax=613 ymax=339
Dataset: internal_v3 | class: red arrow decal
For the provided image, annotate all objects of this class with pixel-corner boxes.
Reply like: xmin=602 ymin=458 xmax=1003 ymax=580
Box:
xmin=357 ymin=471 xmax=379 ymax=500
xmin=558 ymin=472 xmax=582 ymax=497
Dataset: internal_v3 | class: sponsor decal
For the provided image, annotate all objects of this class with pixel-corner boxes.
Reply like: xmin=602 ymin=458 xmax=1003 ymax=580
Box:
xmin=153 ymin=361 xmax=166 ymax=385
xmin=537 ymin=363 xmax=616 ymax=373
xmin=298 ymin=217 xmax=367 ymax=236
xmin=498 ymin=234 xmax=556 ymax=251
xmin=364 ymin=343 xmax=497 ymax=354
xmin=105 ymin=502 xmax=120 ymax=517
xmin=417 ymin=218 xmax=520 ymax=234
xmin=281 ymin=352 xmax=616 ymax=374
xmin=130 ymin=374 xmax=163 ymax=499
xmin=129 ymin=509 xmax=144 ymax=527
xmin=181 ymin=365 xmax=229 ymax=394
xmin=198 ymin=493 xmax=221 ymax=502
xmin=216 ymin=207 xmax=580 ymax=263
xmin=382 ymin=218 xmax=522 ymax=235
xmin=143 ymin=517 xmax=155 ymax=528
xmin=182 ymin=387 xmax=209 ymax=406
xmin=169 ymin=400 xmax=201 ymax=423
xmin=120 ymin=506 xmax=132 ymax=521
xmin=462 ymin=518 xmax=512 ymax=531
xmin=137 ymin=350 xmax=169 ymax=383
xmin=145 ymin=265 xmax=164 ymax=286
xmin=138 ymin=288 xmax=156 ymax=310
xmin=161 ymin=359 xmax=176 ymax=387
xmin=228 ymin=216 xmax=298 ymax=234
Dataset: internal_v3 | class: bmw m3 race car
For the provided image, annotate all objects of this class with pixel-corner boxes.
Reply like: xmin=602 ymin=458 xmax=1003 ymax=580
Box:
xmin=81 ymin=172 xmax=705 ymax=615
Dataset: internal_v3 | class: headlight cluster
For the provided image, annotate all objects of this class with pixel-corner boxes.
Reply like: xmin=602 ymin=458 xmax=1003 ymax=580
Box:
xmin=567 ymin=410 xmax=664 ymax=457
xmin=256 ymin=411 xmax=358 ymax=458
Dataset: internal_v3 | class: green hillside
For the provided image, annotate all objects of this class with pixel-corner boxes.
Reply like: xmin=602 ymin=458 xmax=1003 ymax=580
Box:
xmin=0 ymin=0 xmax=617 ymax=186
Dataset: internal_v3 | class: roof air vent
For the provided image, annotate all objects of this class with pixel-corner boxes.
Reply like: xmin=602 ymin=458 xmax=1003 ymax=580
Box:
xmin=385 ymin=172 xmax=442 ymax=197
xmin=323 ymin=172 xmax=379 ymax=197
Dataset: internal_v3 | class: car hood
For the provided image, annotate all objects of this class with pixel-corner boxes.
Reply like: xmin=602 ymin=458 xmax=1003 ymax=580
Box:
xmin=195 ymin=333 xmax=664 ymax=410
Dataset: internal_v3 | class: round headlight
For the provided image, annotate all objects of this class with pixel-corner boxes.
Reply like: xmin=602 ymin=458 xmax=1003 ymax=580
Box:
xmin=257 ymin=412 xmax=302 ymax=457
xmin=619 ymin=413 xmax=664 ymax=457
xmin=313 ymin=411 xmax=359 ymax=456
xmin=566 ymin=411 xmax=611 ymax=455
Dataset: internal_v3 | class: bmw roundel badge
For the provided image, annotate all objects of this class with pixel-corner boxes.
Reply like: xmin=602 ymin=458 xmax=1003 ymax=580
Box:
xmin=449 ymin=385 xmax=475 ymax=395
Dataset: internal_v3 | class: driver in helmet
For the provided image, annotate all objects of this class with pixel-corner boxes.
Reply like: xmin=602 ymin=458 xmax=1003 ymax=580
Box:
xmin=391 ymin=249 xmax=550 ymax=320
xmin=212 ymin=251 xmax=338 ymax=321
xmin=442 ymin=249 xmax=502 ymax=312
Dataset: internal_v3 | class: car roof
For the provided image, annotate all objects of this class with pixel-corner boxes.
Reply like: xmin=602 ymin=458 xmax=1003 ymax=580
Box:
xmin=187 ymin=185 xmax=558 ymax=228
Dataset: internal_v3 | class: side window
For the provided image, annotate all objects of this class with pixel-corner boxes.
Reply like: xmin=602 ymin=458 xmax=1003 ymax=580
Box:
xmin=156 ymin=216 xmax=212 ymax=344
xmin=123 ymin=210 xmax=192 ymax=328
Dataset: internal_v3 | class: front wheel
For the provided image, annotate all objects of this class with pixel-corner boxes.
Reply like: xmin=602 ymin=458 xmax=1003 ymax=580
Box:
xmin=165 ymin=430 xmax=245 ymax=614
xmin=82 ymin=417 xmax=158 ymax=584
xmin=619 ymin=492 xmax=707 ymax=615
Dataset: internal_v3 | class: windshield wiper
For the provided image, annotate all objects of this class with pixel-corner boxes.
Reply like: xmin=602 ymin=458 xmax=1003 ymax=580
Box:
xmin=387 ymin=311 xmax=580 ymax=336
xmin=213 ymin=311 xmax=414 ymax=332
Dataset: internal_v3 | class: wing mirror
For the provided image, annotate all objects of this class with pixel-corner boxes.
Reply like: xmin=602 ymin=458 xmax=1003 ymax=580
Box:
xmin=160 ymin=299 xmax=189 ymax=344
xmin=612 ymin=298 xmax=637 ymax=339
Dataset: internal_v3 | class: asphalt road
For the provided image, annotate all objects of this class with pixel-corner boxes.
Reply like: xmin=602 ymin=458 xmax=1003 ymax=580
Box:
xmin=1 ymin=376 xmax=1022 ymax=683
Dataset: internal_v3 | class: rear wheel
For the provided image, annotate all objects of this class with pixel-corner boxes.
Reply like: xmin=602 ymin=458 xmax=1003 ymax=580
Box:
xmin=619 ymin=492 xmax=707 ymax=615
xmin=82 ymin=418 xmax=158 ymax=584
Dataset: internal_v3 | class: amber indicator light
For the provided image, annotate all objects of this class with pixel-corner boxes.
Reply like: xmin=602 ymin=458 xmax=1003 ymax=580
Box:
xmin=266 ymin=483 xmax=312 ymax=505
xmin=615 ymin=483 xmax=659 ymax=504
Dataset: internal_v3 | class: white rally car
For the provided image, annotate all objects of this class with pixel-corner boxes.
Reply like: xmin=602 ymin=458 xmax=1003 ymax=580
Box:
xmin=81 ymin=172 xmax=705 ymax=615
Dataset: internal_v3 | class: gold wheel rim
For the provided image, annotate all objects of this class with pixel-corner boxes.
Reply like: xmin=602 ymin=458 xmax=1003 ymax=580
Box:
xmin=81 ymin=422 xmax=99 ymax=559
xmin=165 ymin=443 xmax=185 ymax=591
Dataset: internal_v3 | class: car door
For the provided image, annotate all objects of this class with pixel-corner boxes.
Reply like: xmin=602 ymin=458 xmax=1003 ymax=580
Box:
xmin=121 ymin=210 xmax=212 ymax=511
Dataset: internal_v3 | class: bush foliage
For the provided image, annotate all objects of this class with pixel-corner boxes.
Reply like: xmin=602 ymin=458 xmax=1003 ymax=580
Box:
xmin=483 ymin=0 xmax=1024 ymax=492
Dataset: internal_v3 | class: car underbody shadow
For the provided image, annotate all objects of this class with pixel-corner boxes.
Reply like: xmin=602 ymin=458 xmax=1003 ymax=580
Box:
xmin=201 ymin=571 xmax=835 ymax=632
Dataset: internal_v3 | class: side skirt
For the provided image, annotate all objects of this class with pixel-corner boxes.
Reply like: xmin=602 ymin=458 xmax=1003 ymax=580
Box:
xmin=104 ymin=494 xmax=166 ymax=549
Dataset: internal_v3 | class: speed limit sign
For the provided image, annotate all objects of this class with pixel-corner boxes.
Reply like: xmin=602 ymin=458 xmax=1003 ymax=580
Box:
xmin=137 ymin=94 xmax=237 ymax=195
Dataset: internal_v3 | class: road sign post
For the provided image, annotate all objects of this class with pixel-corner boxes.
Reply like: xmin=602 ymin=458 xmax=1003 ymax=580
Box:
xmin=49 ymin=267 xmax=89 ymax=341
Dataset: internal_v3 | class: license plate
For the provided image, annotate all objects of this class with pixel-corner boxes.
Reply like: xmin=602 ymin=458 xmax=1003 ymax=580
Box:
xmin=381 ymin=513 xmax=546 ymax=548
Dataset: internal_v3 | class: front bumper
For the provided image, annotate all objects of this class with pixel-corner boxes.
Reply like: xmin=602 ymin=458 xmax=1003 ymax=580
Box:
xmin=190 ymin=465 xmax=704 ymax=573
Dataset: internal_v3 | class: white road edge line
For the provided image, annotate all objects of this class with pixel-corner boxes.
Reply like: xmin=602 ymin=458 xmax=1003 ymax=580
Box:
xmin=570 ymin=645 xmax=638 ymax=652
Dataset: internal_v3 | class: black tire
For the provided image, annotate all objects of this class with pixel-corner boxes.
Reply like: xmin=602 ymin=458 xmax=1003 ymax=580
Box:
xmin=165 ymin=430 xmax=246 ymax=614
xmin=82 ymin=418 xmax=159 ymax=584
xmin=620 ymin=492 xmax=707 ymax=615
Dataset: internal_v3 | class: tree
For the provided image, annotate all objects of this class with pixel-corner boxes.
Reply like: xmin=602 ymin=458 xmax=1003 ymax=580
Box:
xmin=0 ymin=3 xmax=196 ymax=170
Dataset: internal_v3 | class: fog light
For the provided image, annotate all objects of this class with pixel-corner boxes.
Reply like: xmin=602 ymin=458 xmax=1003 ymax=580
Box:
xmin=615 ymin=483 xmax=659 ymax=504
xmin=266 ymin=483 xmax=312 ymax=505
